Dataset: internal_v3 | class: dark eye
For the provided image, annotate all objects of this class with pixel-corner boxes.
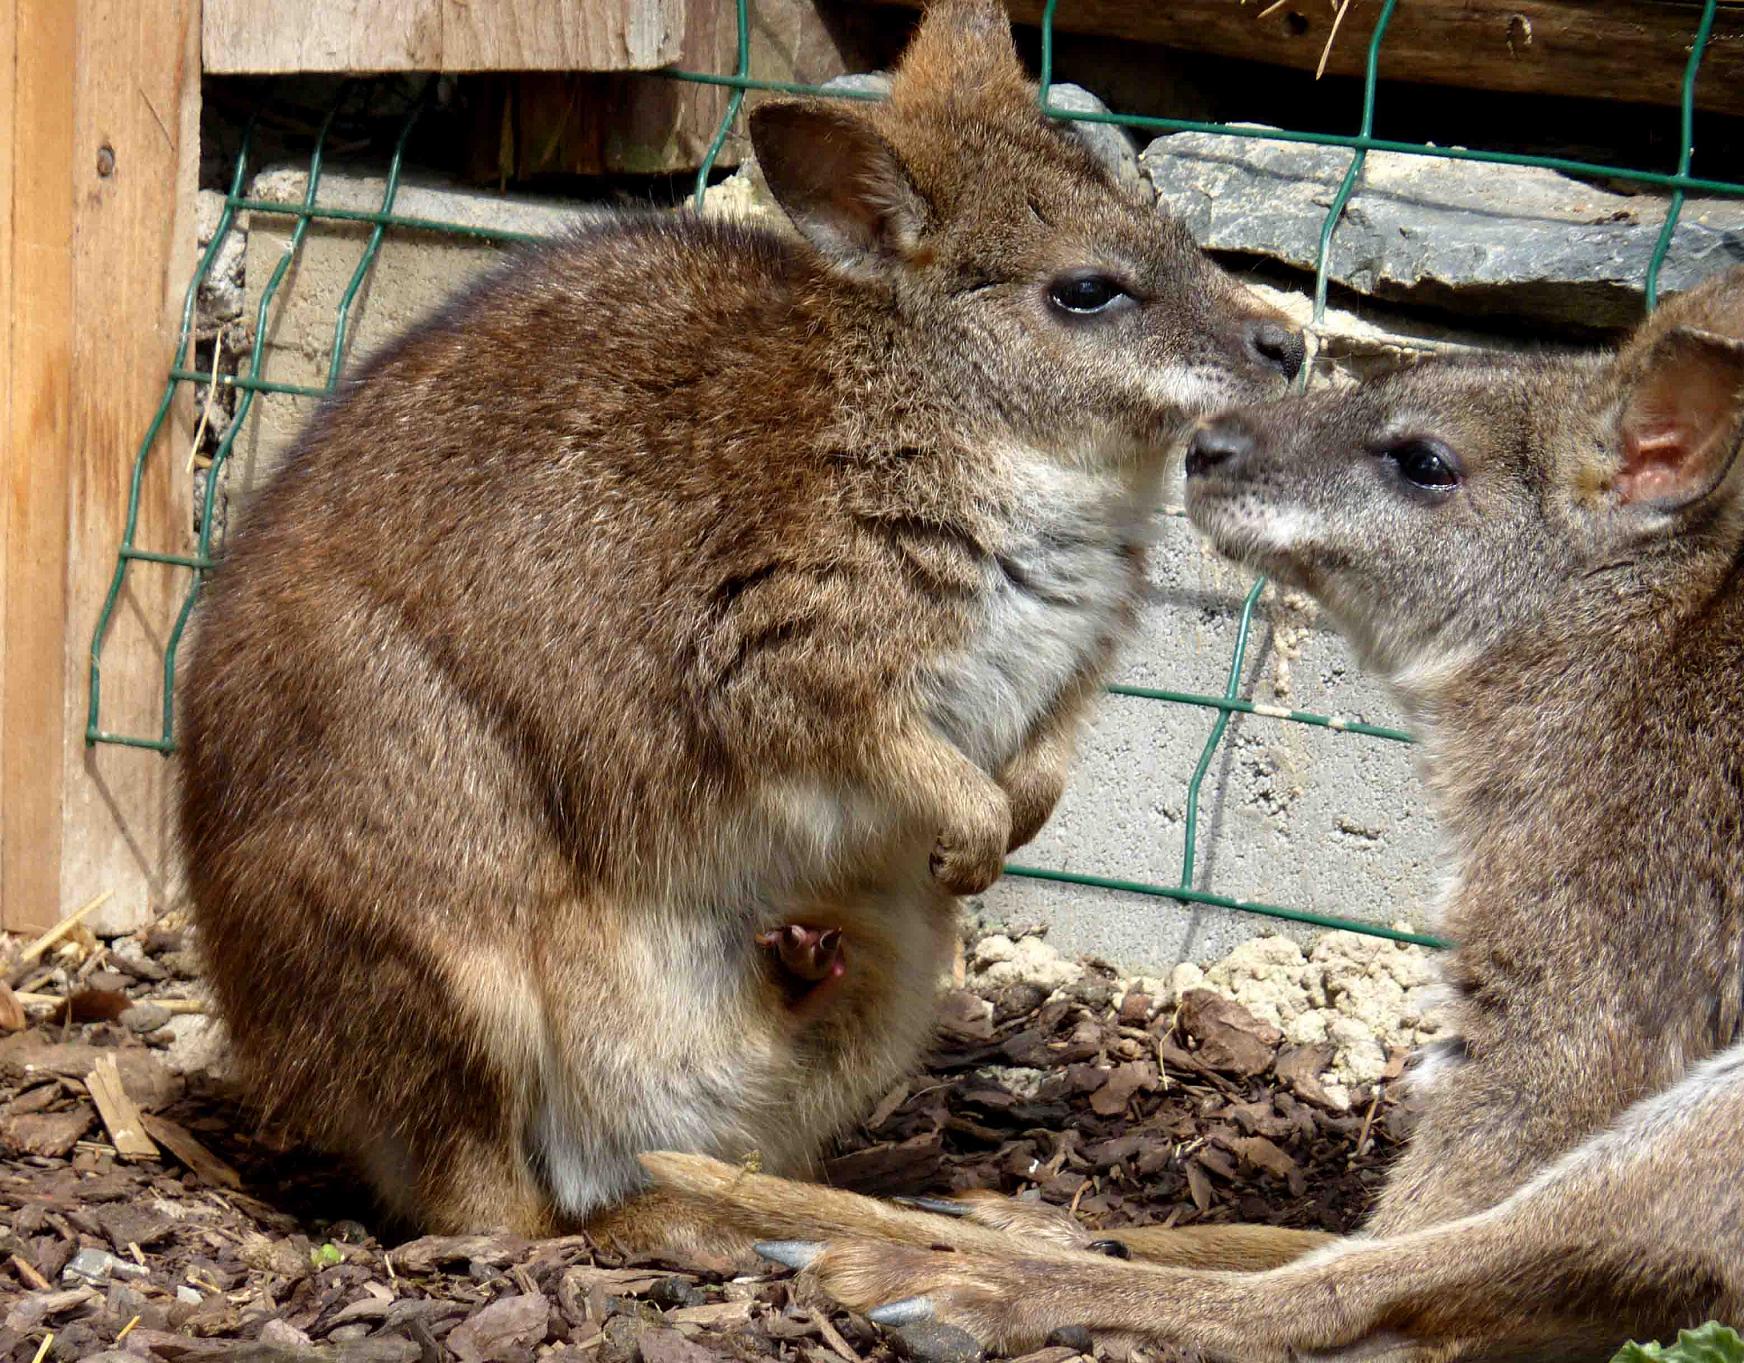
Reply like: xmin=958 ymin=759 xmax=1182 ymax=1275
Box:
xmin=1047 ymin=273 xmax=1129 ymax=315
xmin=1383 ymin=438 xmax=1463 ymax=491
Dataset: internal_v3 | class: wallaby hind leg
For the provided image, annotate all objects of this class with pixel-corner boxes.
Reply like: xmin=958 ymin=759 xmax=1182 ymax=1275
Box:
xmin=640 ymin=1153 xmax=1328 ymax=1270
xmin=892 ymin=1188 xmax=1329 ymax=1268
xmin=792 ymin=1045 xmax=1744 ymax=1360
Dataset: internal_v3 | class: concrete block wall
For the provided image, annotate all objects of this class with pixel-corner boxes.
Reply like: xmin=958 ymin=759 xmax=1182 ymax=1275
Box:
xmin=232 ymin=166 xmax=1444 ymax=977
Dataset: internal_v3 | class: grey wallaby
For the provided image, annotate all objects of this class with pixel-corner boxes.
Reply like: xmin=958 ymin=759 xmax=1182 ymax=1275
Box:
xmin=178 ymin=0 xmax=1303 ymax=1255
xmin=648 ymin=267 xmax=1744 ymax=1357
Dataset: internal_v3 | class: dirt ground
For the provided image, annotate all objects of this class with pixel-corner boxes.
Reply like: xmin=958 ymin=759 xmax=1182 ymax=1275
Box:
xmin=1 ymin=921 xmax=1408 ymax=1363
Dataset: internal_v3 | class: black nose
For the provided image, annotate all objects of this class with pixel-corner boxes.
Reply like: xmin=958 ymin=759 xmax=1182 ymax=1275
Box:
xmin=1246 ymin=319 xmax=1305 ymax=382
xmin=1185 ymin=420 xmax=1254 ymax=479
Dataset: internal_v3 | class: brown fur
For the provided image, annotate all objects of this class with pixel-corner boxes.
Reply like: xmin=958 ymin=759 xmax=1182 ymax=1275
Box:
xmin=178 ymin=0 xmax=1298 ymax=1248
xmin=671 ymin=272 xmax=1744 ymax=1357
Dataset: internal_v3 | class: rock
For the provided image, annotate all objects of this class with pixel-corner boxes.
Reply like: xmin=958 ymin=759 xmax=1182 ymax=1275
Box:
xmin=890 ymin=1322 xmax=985 ymax=1363
xmin=1175 ymin=989 xmax=1281 ymax=1077
xmin=158 ymin=1013 xmax=230 ymax=1079
xmin=1327 ymin=1015 xmax=1389 ymax=1086
xmin=195 ymin=189 xmax=248 ymax=333
xmin=61 ymin=1247 xmax=148 ymax=1286
xmin=1167 ymin=961 xmax=1205 ymax=1001
xmin=1061 ymin=971 xmax=1115 ymax=1009
xmin=644 ymin=1276 xmax=704 ymax=1310
xmin=446 ymin=1292 xmax=550 ymax=1363
xmin=971 ymin=936 xmax=1084 ymax=994
xmin=1141 ymin=128 xmax=1744 ymax=329
xmin=120 ymin=1003 xmax=172 ymax=1034
xmin=1044 ymin=83 xmax=1142 ymax=195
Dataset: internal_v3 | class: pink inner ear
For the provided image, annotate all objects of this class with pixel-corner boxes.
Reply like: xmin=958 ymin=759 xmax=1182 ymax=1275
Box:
xmin=1616 ymin=421 xmax=1694 ymax=502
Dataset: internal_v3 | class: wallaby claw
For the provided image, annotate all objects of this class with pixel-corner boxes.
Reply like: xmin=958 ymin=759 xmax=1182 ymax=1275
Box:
xmin=867 ymin=1297 xmax=937 ymax=1327
xmin=893 ymin=1196 xmax=974 ymax=1218
xmin=755 ymin=1241 xmax=824 ymax=1270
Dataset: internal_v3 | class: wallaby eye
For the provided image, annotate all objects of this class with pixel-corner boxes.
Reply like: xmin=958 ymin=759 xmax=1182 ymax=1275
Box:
xmin=1382 ymin=437 xmax=1463 ymax=492
xmin=1047 ymin=273 xmax=1130 ymax=316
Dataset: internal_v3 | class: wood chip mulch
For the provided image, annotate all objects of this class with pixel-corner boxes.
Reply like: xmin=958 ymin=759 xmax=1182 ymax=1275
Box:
xmin=2 ymin=932 xmax=1410 ymax=1363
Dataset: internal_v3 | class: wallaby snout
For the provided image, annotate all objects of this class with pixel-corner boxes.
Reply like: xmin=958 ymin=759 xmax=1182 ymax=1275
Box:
xmin=1183 ymin=415 xmax=1257 ymax=479
xmin=1241 ymin=319 xmax=1305 ymax=383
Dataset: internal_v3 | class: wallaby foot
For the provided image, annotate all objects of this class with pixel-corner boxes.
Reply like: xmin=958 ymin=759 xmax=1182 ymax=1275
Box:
xmin=639 ymin=1153 xmax=1327 ymax=1273
xmin=792 ymin=1049 xmax=1744 ymax=1359
xmin=415 ymin=1134 xmax=570 ymax=1239
xmin=757 ymin=924 xmax=845 ymax=983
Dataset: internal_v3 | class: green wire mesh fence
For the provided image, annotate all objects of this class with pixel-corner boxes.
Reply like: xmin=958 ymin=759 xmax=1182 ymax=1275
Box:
xmin=87 ymin=0 xmax=1735 ymax=952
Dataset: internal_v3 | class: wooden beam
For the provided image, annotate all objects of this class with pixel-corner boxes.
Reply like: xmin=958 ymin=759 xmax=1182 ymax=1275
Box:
xmin=1 ymin=0 xmax=76 ymax=934
xmin=463 ymin=0 xmax=890 ymax=178
xmin=203 ymin=0 xmax=688 ymax=74
xmin=874 ymin=0 xmax=1744 ymax=119
xmin=58 ymin=0 xmax=201 ymax=934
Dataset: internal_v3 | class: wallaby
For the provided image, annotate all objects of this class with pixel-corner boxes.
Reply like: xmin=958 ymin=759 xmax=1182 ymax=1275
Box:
xmin=648 ymin=268 xmax=1744 ymax=1356
xmin=178 ymin=0 xmax=1304 ymax=1251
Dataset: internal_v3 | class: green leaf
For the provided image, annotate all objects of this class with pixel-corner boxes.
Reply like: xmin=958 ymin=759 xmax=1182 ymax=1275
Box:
xmin=1611 ymin=1324 xmax=1744 ymax=1363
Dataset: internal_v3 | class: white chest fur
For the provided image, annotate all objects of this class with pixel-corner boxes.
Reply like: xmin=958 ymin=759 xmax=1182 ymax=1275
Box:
xmin=924 ymin=447 xmax=1158 ymax=773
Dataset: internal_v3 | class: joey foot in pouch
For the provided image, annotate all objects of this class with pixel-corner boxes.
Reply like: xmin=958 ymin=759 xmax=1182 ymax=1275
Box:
xmin=759 ymin=924 xmax=846 ymax=1012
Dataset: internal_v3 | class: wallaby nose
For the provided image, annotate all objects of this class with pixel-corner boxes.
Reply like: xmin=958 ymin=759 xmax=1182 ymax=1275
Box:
xmin=1246 ymin=319 xmax=1305 ymax=382
xmin=1185 ymin=420 xmax=1254 ymax=479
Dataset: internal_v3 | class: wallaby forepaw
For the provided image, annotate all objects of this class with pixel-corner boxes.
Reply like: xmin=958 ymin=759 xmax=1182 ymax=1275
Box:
xmin=930 ymin=836 xmax=1006 ymax=896
xmin=930 ymin=797 xmax=1010 ymax=895
xmin=999 ymin=763 xmax=1069 ymax=854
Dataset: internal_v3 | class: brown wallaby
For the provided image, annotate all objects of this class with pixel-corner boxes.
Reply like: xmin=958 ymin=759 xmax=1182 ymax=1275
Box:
xmin=649 ymin=267 xmax=1744 ymax=1356
xmin=178 ymin=0 xmax=1303 ymax=1252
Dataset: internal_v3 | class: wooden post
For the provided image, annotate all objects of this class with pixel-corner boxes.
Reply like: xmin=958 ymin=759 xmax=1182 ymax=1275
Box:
xmin=0 ymin=0 xmax=199 ymax=934
xmin=1 ymin=0 xmax=77 ymax=936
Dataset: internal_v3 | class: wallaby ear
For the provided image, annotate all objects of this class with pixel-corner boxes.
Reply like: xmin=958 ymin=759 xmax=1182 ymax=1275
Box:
xmin=891 ymin=0 xmax=1027 ymax=104
xmin=749 ymin=102 xmax=925 ymax=269
xmin=1612 ymin=325 xmax=1744 ymax=513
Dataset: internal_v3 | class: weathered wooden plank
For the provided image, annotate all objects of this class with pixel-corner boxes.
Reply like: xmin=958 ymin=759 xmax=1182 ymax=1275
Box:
xmin=874 ymin=0 xmax=1744 ymax=118
xmin=1 ymin=0 xmax=76 ymax=934
xmin=60 ymin=0 xmax=201 ymax=934
xmin=203 ymin=0 xmax=686 ymax=74
xmin=464 ymin=0 xmax=891 ymax=179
